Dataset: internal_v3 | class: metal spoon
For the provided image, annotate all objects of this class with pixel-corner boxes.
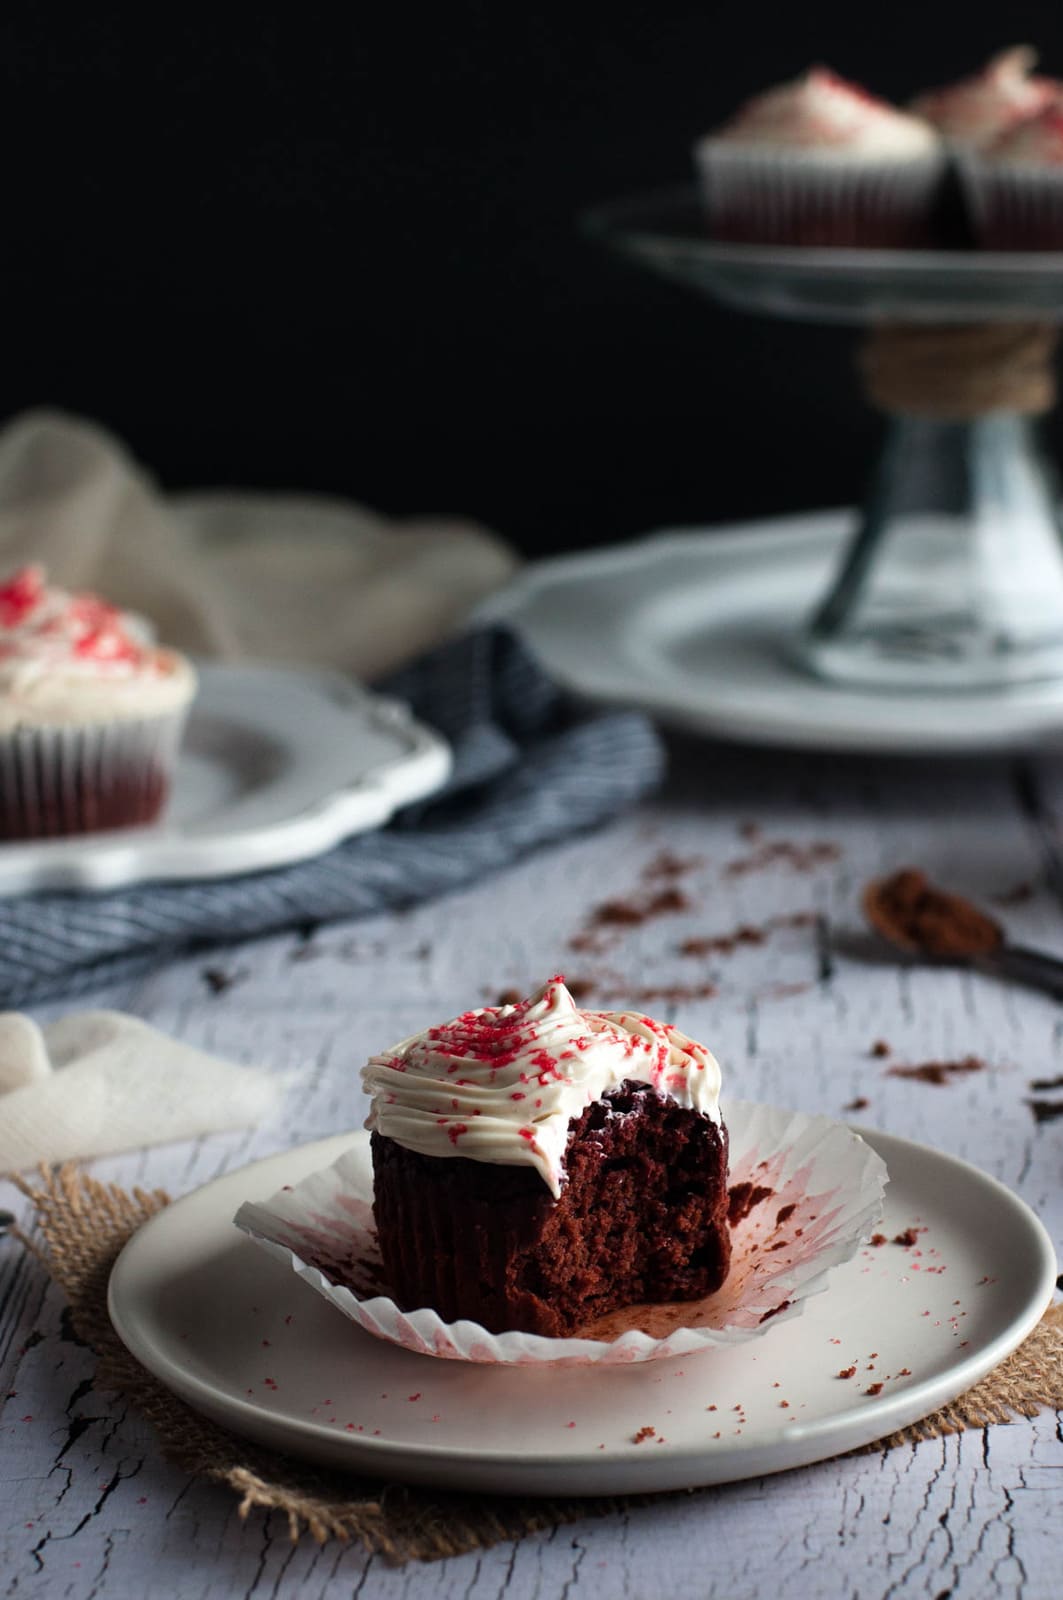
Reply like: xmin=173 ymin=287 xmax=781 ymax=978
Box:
xmin=863 ymin=871 xmax=1063 ymax=1000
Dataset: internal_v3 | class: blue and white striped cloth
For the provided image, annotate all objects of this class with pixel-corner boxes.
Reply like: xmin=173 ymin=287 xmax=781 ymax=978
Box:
xmin=0 ymin=629 xmax=665 ymax=1006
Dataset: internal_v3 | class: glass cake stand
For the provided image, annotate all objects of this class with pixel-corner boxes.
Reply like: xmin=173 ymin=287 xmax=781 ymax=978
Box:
xmin=585 ymin=187 xmax=1063 ymax=692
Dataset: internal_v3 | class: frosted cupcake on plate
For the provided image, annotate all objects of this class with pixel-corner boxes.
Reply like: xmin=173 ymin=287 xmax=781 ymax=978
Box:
xmin=0 ymin=565 xmax=197 ymax=839
xmin=911 ymin=47 xmax=1060 ymax=151
xmin=694 ymin=66 xmax=945 ymax=247
xmin=960 ymin=102 xmax=1063 ymax=249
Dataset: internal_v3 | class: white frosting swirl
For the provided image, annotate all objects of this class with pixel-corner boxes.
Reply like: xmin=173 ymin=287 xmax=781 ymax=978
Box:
xmin=0 ymin=566 xmax=196 ymax=730
xmin=708 ymin=66 xmax=939 ymax=162
xmin=363 ymin=977 xmax=723 ymax=1198
xmin=985 ymin=103 xmax=1063 ymax=166
xmin=912 ymin=48 xmax=1060 ymax=150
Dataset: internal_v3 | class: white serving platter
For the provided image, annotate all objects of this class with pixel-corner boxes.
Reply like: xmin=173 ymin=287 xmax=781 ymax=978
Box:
xmin=0 ymin=663 xmax=451 ymax=894
xmin=107 ymin=1119 xmax=1056 ymax=1497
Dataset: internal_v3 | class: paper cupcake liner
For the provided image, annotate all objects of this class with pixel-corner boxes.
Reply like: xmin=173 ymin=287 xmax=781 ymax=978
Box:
xmin=0 ymin=708 xmax=189 ymax=839
xmin=693 ymin=143 xmax=947 ymax=248
xmin=234 ymin=1099 xmax=888 ymax=1367
xmin=958 ymin=156 xmax=1063 ymax=249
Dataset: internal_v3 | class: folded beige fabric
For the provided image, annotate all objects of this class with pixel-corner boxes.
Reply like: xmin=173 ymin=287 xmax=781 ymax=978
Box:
xmin=0 ymin=1010 xmax=282 ymax=1171
xmin=0 ymin=410 xmax=519 ymax=677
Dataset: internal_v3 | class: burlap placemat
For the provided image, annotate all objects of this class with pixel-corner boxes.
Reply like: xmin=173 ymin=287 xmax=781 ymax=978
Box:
xmin=11 ymin=1166 xmax=1063 ymax=1567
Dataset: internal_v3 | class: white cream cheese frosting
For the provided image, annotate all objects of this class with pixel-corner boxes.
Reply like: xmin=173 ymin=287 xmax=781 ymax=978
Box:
xmin=0 ymin=566 xmax=196 ymax=730
xmin=912 ymin=48 xmax=1060 ymax=150
xmin=362 ymin=976 xmax=723 ymax=1198
xmin=705 ymin=66 xmax=940 ymax=162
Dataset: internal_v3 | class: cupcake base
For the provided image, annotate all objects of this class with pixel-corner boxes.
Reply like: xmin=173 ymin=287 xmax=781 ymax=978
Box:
xmin=0 ymin=711 xmax=188 ymax=840
xmin=695 ymin=145 xmax=947 ymax=249
xmin=371 ymin=1082 xmax=731 ymax=1337
xmin=960 ymin=161 xmax=1063 ymax=250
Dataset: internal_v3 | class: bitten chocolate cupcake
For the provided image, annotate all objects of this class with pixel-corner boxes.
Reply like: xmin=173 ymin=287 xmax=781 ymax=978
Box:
xmin=363 ymin=976 xmax=732 ymax=1337
xmin=0 ymin=565 xmax=197 ymax=839
xmin=694 ymin=66 xmax=945 ymax=247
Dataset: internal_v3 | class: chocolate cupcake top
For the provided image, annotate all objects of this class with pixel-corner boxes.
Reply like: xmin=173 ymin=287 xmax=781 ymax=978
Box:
xmin=983 ymin=102 xmax=1063 ymax=165
xmin=704 ymin=66 xmax=939 ymax=161
xmin=0 ymin=565 xmax=196 ymax=730
xmin=362 ymin=976 xmax=723 ymax=1196
xmin=912 ymin=47 xmax=1060 ymax=150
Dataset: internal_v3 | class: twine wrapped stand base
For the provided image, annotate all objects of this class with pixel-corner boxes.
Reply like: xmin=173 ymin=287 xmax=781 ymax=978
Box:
xmin=806 ymin=319 xmax=1063 ymax=684
xmin=11 ymin=1166 xmax=1063 ymax=1567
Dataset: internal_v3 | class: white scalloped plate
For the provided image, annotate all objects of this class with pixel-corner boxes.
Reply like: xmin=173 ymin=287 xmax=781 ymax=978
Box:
xmin=479 ymin=511 xmax=1063 ymax=753
xmin=0 ymin=663 xmax=451 ymax=894
xmin=107 ymin=1122 xmax=1056 ymax=1496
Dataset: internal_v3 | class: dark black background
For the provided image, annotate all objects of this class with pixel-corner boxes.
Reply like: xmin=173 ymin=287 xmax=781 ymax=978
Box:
xmin=0 ymin=5 xmax=1059 ymax=554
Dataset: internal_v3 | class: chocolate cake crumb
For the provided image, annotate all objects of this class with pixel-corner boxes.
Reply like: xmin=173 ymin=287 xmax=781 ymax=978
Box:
xmin=993 ymin=881 xmax=1035 ymax=906
xmin=837 ymin=1365 xmax=857 ymax=1379
xmin=725 ymin=839 xmax=841 ymax=878
xmin=869 ymin=1234 xmax=888 ymax=1247
xmin=728 ymin=1182 xmax=774 ymax=1226
xmin=758 ymin=1299 xmax=791 ymax=1324
xmin=865 ymin=1382 xmax=884 ymax=1396
xmin=844 ymin=1096 xmax=870 ymax=1112
xmin=892 ymin=1228 xmax=919 ymax=1247
xmin=201 ymin=967 xmax=247 ymax=996
xmin=897 ymin=1367 xmax=912 ymax=1377
xmin=870 ymin=1040 xmax=891 ymax=1058
xmin=887 ymin=1055 xmax=985 ymax=1086
xmin=1028 ymin=1098 xmax=1063 ymax=1124
xmin=1030 ymin=1074 xmax=1063 ymax=1091
xmin=632 ymin=1426 xmax=656 ymax=1444
xmin=564 ymin=977 xmax=597 ymax=1002
xmin=775 ymin=1203 xmax=797 ymax=1227
xmin=642 ymin=852 xmax=703 ymax=881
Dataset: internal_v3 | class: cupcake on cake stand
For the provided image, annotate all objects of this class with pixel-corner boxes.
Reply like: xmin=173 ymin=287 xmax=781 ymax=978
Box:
xmin=584 ymin=186 xmax=1063 ymax=702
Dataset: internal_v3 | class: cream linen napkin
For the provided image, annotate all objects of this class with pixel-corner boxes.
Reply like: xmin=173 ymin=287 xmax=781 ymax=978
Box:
xmin=0 ymin=1011 xmax=282 ymax=1172
xmin=0 ymin=409 xmax=519 ymax=676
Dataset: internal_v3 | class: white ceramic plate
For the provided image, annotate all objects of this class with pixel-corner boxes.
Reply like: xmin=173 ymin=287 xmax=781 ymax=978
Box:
xmin=108 ymin=1124 xmax=1056 ymax=1496
xmin=0 ymin=663 xmax=451 ymax=894
xmin=480 ymin=511 xmax=1063 ymax=753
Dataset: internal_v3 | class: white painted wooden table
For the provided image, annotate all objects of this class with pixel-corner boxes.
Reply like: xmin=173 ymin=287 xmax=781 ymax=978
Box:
xmin=1 ymin=735 xmax=1061 ymax=1600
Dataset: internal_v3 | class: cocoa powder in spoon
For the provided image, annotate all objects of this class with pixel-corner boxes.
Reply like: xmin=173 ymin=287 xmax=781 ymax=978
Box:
xmin=863 ymin=869 xmax=1003 ymax=959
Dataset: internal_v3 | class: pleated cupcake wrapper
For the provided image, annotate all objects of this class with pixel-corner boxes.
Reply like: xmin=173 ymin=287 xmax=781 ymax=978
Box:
xmin=957 ymin=155 xmax=1063 ymax=248
xmin=0 ymin=708 xmax=188 ymax=838
xmin=233 ymin=1100 xmax=888 ymax=1367
xmin=694 ymin=143 xmax=947 ymax=245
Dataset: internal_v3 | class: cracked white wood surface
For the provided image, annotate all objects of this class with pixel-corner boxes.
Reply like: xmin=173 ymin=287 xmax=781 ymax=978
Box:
xmin=1 ymin=738 xmax=1061 ymax=1600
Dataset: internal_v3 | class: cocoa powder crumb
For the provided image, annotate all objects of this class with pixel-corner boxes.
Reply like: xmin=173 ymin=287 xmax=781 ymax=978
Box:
xmin=844 ymin=1096 xmax=870 ymax=1112
xmin=870 ymin=1040 xmax=891 ymax=1058
xmin=888 ymin=1056 xmax=985 ymax=1086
